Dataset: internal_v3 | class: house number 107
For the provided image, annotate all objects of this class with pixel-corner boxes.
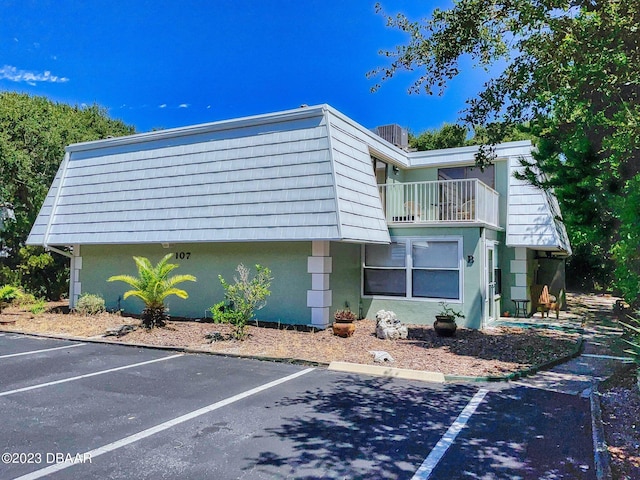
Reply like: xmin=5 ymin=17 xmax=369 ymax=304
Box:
xmin=175 ymin=252 xmax=191 ymax=260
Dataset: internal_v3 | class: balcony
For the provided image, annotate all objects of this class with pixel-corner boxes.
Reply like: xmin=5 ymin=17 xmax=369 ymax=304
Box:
xmin=378 ymin=178 xmax=500 ymax=227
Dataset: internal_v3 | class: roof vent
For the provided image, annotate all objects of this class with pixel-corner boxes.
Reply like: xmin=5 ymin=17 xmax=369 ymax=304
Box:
xmin=373 ymin=124 xmax=409 ymax=150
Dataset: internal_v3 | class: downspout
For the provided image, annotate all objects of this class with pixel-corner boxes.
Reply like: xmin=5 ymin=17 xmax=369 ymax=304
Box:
xmin=46 ymin=245 xmax=73 ymax=259
xmin=480 ymin=226 xmax=486 ymax=328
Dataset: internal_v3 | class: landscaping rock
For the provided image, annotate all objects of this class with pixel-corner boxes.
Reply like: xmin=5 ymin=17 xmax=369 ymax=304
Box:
xmin=205 ymin=331 xmax=225 ymax=342
xmin=104 ymin=324 xmax=137 ymax=337
xmin=369 ymin=350 xmax=394 ymax=363
xmin=375 ymin=310 xmax=408 ymax=340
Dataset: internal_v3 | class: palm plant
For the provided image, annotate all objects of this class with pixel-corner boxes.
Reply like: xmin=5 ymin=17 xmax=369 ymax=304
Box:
xmin=108 ymin=254 xmax=196 ymax=328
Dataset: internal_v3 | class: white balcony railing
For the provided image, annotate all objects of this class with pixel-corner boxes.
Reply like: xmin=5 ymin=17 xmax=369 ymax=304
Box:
xmin=378 ymin=178 xmax=500 ymax=227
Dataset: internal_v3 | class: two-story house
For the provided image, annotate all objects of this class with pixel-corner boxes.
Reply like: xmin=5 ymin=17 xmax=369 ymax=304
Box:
xmin=27 ymin=105 xmax=570 ymax=328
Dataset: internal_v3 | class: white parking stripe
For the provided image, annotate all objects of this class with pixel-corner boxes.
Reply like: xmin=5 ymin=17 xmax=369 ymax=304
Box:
xmin=0 ymin=354 xmax=184 ymax=397
xmin=14 ymin=367 xmax=315 ymax=480
xmin=0 ymin=343 xmax=86 ymax=359
xmin=412 ymin=388 xmax=489 ymax=479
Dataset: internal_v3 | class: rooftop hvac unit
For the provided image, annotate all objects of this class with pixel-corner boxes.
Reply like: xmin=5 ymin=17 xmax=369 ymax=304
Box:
xmin=373 ymin=124 xmax=409 ymax=149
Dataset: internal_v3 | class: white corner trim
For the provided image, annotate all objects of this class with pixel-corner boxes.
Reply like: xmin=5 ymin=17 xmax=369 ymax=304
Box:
xmin=307 ymin=241 xmax=332 ymax=327
xmin=43 ymin=152 xmax=70 ymax=249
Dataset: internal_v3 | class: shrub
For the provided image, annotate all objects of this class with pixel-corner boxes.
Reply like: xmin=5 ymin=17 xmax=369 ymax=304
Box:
xmin=29 ymin=298 xmax=47 ymax=315
xmin=75 ymin=293 xmax=106 ymax=316
xmin=210 ymin=264 xmax=272 ymax=340
xmin=0 ymin=285 xmax=21 ymax=312
xmin=210 ymin=301 xmax=246 ymax=338
xmin=14 ymin=292 xmax=37 ymax=307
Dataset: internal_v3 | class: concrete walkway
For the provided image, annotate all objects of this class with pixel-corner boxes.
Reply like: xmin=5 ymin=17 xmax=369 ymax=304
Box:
xmin=512 ymin=350 xmax=630 ymax=397
xmin=498 ymin=293 xmax=632 ymax=396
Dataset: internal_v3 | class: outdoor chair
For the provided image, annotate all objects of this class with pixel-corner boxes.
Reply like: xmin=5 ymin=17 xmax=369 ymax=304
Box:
xmin=530 ymin=284 xmax=564 ymax=319
xmin=455 ymin=200 xmax=475 ymax=220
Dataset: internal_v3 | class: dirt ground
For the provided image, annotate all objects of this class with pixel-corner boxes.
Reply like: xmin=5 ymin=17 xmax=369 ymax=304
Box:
xmin=1 ymin=291 xmax=638 ymax=477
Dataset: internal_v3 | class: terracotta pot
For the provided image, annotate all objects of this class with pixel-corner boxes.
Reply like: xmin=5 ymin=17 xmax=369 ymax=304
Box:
xmin=434 ymin=315 xmax=457 ymax=337
xmin=332 ymin=321 xmax=355 ymax=337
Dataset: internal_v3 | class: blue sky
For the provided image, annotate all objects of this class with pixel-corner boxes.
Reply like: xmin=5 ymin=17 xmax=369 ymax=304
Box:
xmin=0 ymin=0 xmax=488 ymax=134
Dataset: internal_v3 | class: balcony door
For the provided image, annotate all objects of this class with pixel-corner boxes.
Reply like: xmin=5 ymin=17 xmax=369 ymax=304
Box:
xmin=438 ymin=165 xmax=495 ymax=188
xmin=438 ymin=165 xmax=495 ymax=221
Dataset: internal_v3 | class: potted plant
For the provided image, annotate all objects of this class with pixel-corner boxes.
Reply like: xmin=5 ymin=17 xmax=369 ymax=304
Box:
xmin=434 ymin=302 xmax=465 ymax=337
xmin=332 ymin=309 xmax=357 ymax=337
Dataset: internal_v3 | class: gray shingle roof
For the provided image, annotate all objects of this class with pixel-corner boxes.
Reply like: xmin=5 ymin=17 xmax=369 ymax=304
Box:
xmin=507 ymin=155 xmax=572 ymax=254
xmin=28 ymin=105 xmax=391 ymax=246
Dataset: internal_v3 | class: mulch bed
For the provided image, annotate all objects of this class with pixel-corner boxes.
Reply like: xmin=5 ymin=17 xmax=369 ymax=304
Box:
xmin=0 ymin=303 xmax=580 ymax=377
xmin=600 ymin=363 xmax=640 ymax=480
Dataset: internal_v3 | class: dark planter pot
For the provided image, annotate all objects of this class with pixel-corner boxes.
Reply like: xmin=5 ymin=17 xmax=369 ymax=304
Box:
xmin=434 ymin=315 xmax=457 ymax=337
xmin=332 ymin=320 xmax=355 ymax=337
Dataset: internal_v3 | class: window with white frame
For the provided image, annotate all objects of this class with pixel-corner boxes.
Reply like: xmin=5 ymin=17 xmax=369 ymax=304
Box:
xmin=411 ymin=240 xmax=461 ymax=299
xmin=363 ymin=242 xmax=406 ymax=296
xmin=363 ymin=238 xmax=462 ymax=300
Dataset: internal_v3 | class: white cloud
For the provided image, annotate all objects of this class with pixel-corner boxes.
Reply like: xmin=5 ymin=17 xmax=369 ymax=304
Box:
xmin=159 ymin=104 xmax=167 ymax=109
xmin=0 ymin=65 xmax=69 ymax=86
xmin=178 ymin=103 xmax=189 ymax=108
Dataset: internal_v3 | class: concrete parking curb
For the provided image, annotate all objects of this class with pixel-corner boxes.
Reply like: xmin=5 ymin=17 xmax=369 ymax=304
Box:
xmin=328 ymin=361 xmax=446 ymax=383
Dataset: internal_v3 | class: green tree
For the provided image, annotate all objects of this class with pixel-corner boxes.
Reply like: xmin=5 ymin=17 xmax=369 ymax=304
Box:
xmin=0 ymin=92 xmax=135 ymax=299
xmin=108 ymin=254 xmax=197 ymax=328
xmin=409 ymin=122 xmax=534 ymax=151
xmin=370 ymin=1 xmax=639 ymax=302
xmin=410 ymin=123 xmax=468 ymax=151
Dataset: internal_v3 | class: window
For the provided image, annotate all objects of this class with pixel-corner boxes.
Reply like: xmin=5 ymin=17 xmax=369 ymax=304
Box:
xmin=412 ymin=241 xmax=461 ymax=299
xmin=363 ymin=238 xmax=462 ymax=301
xmin=372 ymin=157 xmax=388 ymax=185
xmin=363 ymin=242 xmax=406 ymax=296
xmin=495 ymin=268 xmax=502 ymax=296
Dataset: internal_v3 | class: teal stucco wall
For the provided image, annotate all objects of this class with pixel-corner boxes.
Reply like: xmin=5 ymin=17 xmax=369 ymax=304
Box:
xmin=78 ymin=231 xmax=507 ymax=329
xmin=329 ymin=242 xmax=361 ymax=318
xmin=79 ymin=242 xmax=312 ymax=324
xmin=360 ymin=226 xmax=485 ymax=328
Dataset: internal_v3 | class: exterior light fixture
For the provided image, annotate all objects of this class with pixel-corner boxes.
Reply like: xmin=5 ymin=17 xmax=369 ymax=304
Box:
xmin=467 ymin=255 xmax=474 ymax=265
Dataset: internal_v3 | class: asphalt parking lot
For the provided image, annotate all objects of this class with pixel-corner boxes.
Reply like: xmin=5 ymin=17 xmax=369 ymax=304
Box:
xmin=1 ymin=333 xmax=596 ymax=479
